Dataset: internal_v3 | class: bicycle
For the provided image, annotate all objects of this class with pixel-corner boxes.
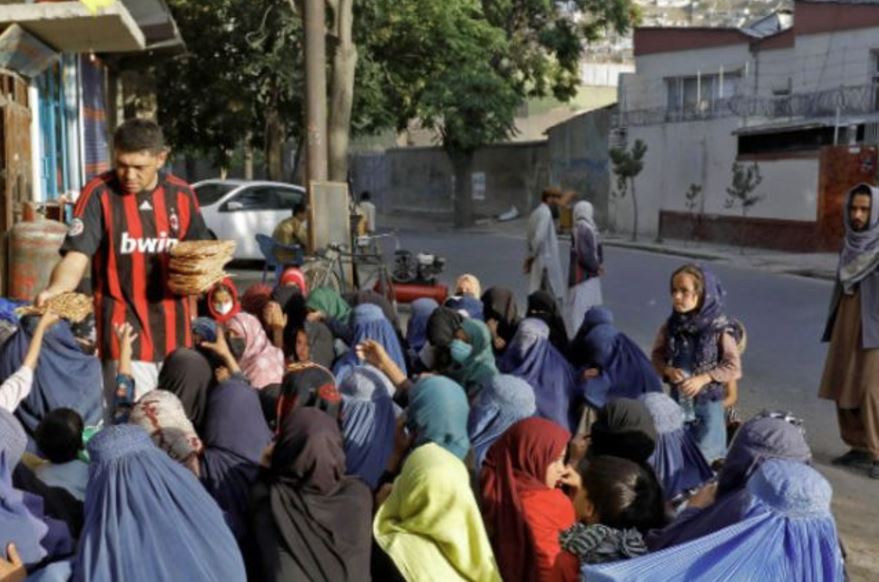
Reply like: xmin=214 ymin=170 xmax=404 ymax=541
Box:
xmin=300 ymin=232 xmax=398 ymax=308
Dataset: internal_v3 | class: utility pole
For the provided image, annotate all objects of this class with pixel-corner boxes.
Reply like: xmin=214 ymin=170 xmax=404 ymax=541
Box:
xmin=304 ymin=0 xmax=328 ymax=250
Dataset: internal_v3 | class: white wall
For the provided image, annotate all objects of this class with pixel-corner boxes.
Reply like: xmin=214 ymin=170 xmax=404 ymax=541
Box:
xmin=630 ymin=44 xmax=751 ymax=110
xmin=613 ymin=117 xmax=820 ymax=237
xmin=791 ymin=29 xmax=878 ymax=93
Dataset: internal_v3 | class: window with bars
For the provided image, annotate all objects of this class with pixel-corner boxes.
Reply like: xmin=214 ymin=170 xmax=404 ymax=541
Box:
xmin=666 ymin=72 xmax=741 ymax=118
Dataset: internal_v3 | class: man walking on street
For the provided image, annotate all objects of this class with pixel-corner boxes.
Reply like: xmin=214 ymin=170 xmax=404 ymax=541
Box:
xmin=37 ymin=119 xmax=210 ymax=417
xmin=525 ymin=187 xmax=565 ymax=303
xmin=819 ymin=183 xmax=879 ymax=479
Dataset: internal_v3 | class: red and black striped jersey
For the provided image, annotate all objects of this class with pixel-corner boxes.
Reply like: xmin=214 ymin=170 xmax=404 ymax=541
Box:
xmin=61 ymin=171 xmax=211 ymax=362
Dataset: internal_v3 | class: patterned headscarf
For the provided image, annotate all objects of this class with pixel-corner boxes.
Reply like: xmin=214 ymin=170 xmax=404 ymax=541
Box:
xmin=129 ymin=390 xmax=204 ymax=477
xmin=227 ymin=312 xmax=285 ymax=389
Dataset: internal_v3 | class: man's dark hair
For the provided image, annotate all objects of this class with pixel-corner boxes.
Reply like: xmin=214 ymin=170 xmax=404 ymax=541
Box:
xmin=850 ymin=184 xmax=873 ymax=202
xmin=114 ymin=119 xmax=165 ymax=154
xmin=293 ymin=202 xmax=308 ymax=217
xmin=579 ymin=455 xmax=667 ymax=535
xmin=360 ymin=191 xmax=372 ymax=202
xmin=36 ymin=408 xmax=84 ymax=464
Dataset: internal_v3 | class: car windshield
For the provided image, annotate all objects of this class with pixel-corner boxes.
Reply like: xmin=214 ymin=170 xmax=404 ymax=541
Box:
xmin=194 ymin=183 xmax=237 ymax=206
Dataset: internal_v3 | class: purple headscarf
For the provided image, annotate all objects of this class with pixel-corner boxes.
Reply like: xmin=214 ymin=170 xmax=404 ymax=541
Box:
xmin=839 ymin=183 xmax=879 ymax=293
xmin=498 ymin=318 xmax=578 ymax=431
xmin=641 ymin=393 xmax=713 ymax=501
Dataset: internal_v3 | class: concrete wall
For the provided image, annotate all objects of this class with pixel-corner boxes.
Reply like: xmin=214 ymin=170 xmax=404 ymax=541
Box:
xmin=629 ymin=44 xmax=751 ymax=110
xmin=622 ymin=116 xmax=821 ymax=237
xmin=792 ymin=29 xmax=878 ymax=93
xmin=381 ymin=142 xmax=550 ymax=218
xmin=547 ymin=107 xmax=613 ymax=229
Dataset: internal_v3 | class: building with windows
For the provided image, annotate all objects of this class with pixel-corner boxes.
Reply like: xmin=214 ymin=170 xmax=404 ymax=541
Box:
xmin=0 ymin=0 xmax=182 ymax=210
xmin=616 ymin=0 xmax=879 ymax=250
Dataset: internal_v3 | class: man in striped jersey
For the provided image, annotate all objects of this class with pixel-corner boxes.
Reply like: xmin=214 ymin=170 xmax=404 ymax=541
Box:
xmin=37 ymin=119 xmax=211 ymax=418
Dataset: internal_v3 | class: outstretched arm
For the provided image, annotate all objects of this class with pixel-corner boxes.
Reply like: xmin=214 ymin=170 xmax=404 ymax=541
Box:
xmin=35 ymin=252 xmax=89 ymax=307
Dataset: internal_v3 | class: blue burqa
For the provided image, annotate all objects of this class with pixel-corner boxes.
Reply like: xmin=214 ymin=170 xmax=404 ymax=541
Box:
xmin=73 ymin=425 xmax=246 ymax=582
xmin=406 ymin=298 xmax=438 ymax=354
xmin=339 ymin=365 xmax=399 ymax=489
xmin=641 ymin=393 xmax=713 ymax=501
xmin=468 ymin=374 xmax=537 ymax=468
xmin=498 ymin=318 xmax=578 ymax=431
xmin=0 ymin=410 xmax=74 ymax=570
xmin=0 ymin=319 xmax=102 ymax=433
xmin=647 ymin=414 xmax=812 ymax=551
xmin=576 ymin=322 xmax=662 ymax=409
xmin=200 ymin=377 xmax=273 ymax=541
xmin=584 ymin=460 xmax=845 ymax=582
xmin=333 ymin=304 xmax=407 ymax=382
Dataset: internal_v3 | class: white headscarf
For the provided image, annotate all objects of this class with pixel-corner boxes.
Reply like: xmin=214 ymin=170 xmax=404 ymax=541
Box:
xmin=574 ymin=200 xmax=597 ymax=234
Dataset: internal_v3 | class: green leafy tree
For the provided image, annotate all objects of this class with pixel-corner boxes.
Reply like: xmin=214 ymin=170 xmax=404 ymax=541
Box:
xmin=609 ymin=139 xmax=647 ymax=241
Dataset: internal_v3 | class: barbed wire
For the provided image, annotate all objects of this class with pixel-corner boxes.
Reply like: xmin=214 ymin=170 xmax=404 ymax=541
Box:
xmin=616 ymin=83 xmax=877 ymax=127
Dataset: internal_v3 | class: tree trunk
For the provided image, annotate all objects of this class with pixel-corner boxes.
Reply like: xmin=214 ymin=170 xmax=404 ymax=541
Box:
xmin=630 ymin=179 xmax=639 ymax=242
xmin=327 ymin=0 xmax=357 ymax=183
xmin=244 ymin=130 xmax=254 ymax=180
xmin=265 ymin=107 xmax=285 ymax=181
xmin=450 ymin=152 xmax=474 ymax=228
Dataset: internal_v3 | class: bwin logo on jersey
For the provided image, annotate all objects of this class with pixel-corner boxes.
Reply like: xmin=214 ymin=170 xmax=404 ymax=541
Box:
xmin=119 ymin=232 xmax=179 ymax=254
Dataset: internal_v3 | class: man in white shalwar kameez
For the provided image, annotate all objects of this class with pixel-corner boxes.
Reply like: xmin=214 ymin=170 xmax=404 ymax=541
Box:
xmin=525 ymin=188 xmax=565 ymax=303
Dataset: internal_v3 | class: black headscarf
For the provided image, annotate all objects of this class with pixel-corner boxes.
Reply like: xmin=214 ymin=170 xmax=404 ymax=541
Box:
xmin=304 ymin=321 xmax=335 ymax=369
xmin=272 ymin=285 xmax=308 ymax=359
xmin=527 ymin=291 xmax=569 ymax=354
xmin=481 ymin=287 xmax=520 ymax=348
xmin=158 ymin=348 xmax=213 ymax=432
xmin=276 ymin=363 xmax=343 ymax=428
xmin=426 ymin=307 xmax=464 ymax=349
xmin=251 ymin=408 xmax=373 ymax=582
xmin=589 ymin=398 xmax=658 ymax=464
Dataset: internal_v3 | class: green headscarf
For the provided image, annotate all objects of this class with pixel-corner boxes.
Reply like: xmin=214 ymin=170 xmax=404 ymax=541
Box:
xmin=407 ymin=376 xmax=471 ymax=460
xmin=447 ymin=319 xmax=499 ymax=396
xmin=305 ymin=287 xmax=352 ymax=324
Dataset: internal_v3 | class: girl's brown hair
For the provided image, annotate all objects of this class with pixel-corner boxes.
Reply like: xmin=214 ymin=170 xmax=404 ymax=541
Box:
xmin=670 ymin=264 xmax=705 ymax=305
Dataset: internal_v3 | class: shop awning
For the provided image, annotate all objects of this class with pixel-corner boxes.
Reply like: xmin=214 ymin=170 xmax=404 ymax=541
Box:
xmin=0 ymin=1 xmax=145 ymax=53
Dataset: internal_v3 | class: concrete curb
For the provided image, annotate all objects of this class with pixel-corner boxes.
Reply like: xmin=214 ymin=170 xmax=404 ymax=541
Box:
xmin=604 ymin=238 xmax=837 ymax=282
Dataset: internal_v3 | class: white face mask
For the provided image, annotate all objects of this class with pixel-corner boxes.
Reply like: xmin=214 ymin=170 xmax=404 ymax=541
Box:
xmin=214 ymin=302 xmax=233 ymax=315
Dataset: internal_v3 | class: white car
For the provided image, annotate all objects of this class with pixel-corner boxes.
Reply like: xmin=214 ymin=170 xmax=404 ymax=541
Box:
xmin=192 ymin=179 xmax=306 ymax=260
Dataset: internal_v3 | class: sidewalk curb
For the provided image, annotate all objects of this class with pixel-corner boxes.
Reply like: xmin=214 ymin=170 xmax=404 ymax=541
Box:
xmin=603 ymin=239 xmax=837 ymax=282
xmin=603 ymin=239 xmax=728 ymax=262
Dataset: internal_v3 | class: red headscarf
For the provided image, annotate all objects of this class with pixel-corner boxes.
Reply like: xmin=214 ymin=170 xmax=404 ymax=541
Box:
xmin=480 ymin=417 xmax=572 ymax=582
xmin=206 ymin=278 xmax=241 ymax=324
xmin=280 ymin=268 xmax=308 ymax=297
xmin=240 ymin=283 xmax=273 ymax=317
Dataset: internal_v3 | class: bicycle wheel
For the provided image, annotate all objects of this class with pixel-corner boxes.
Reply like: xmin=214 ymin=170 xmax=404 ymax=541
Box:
xmin=302 ymin=263 xmax=341 ymax=294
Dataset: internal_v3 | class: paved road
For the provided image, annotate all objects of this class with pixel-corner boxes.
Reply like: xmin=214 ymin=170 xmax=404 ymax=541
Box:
xmin=234 ymin=224 xmax=878 ymax=579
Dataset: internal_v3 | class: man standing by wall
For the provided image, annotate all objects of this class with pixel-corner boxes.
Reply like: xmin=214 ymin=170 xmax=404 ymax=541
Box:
xmin=525 ymin=187 xmax=565 ymax=303
xmin=819 ymin=183 xmax=879 ymax=479
xmin=37 ymin=119 xmax=210 ymax=414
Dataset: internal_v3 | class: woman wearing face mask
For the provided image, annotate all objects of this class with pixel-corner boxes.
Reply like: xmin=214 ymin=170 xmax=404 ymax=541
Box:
xmin=651 ymin=265 xmax=742 ymax=465
xmin=447 ymin=319 xmax=499 ymax=397
xmin=226 ymin=312 xmax=285 ymax=390
xmin=207 ymin=279 xmax=241 ymax=325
